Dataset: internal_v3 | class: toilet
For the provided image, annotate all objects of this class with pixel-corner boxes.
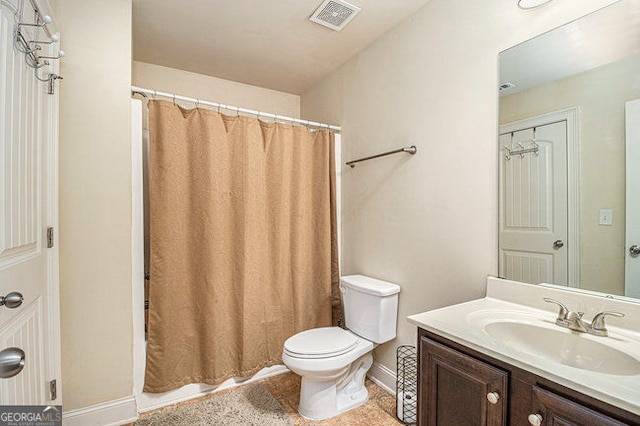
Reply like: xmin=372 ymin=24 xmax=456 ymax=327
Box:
xmin=282 ymin=274 xmax=400 ymax=420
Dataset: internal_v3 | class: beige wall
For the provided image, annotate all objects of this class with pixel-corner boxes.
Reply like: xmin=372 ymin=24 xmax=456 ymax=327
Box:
xmin=57 ymin=0 xmax=133 ymax=411
xmin=132 ymin=61 xmax=300 ymax=119
xmin=500 ymin=54 xmax=640 ymax=295
xmin=301 ymin=0 xmax=619 ymax=371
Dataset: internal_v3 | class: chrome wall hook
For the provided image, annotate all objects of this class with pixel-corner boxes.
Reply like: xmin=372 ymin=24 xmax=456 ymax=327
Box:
xmin=18 ymin=14 xmax=52 ymax=29
xmin=12 ymin=3 xmax=63 ymax=94
xmin=37 ymin=50 xmax=64 ymax=61
xmin=30 ymin=33 xmax=59 ymax=46
xmin=31 ymin=59 xmax=50 ymax=70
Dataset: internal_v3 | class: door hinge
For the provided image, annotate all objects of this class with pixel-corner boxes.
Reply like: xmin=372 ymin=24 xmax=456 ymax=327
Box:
xmin=49 ymin=379 xmax=57 ymax=400
xmin=47 ymin=227 xmax=54 ymax=248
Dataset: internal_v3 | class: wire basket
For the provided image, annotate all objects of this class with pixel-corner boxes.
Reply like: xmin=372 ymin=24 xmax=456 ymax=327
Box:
xmin=396 ymin=345 xmax=417 ymax=424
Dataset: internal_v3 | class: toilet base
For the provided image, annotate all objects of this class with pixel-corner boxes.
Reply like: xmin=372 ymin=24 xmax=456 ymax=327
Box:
xmin=297 ymin=353 xmax=373 ymax=421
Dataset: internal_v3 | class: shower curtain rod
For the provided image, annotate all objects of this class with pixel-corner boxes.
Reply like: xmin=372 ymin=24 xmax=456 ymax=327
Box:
xmin=131 ymin=86 xmax=342 ymax=132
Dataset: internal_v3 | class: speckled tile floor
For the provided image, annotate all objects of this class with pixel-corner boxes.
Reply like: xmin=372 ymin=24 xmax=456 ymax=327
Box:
xmin=133 ymin=371 xmax=402 ymax=426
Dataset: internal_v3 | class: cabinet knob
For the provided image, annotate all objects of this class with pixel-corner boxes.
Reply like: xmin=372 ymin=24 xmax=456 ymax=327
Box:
xmin=486 ymin=391 xmax=500 ymax=404
xmin=528 ymin=413 xmax=543 ymax=426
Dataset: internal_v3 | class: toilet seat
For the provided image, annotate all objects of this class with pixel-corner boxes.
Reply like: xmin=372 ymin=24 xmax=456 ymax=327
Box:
xmin=284 ymin=327 xmax=358 ymax=359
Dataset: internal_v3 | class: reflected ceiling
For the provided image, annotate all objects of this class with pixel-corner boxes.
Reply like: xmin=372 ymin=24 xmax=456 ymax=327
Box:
xmin=500 ymin=1 xmax=640 ymax=95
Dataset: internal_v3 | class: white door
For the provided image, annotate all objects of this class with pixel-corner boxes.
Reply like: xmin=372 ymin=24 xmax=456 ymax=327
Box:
xmin=499 ymin=121 xmax=568 ymax=285
xmin=625 ymin=99 xmax=640 ymax=298
xmin=0 ymin=2 xmax=61 ymax=405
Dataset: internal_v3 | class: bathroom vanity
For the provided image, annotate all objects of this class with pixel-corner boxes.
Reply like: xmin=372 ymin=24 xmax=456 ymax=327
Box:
xmin=408 ymin=278 xmax=640 ymax=426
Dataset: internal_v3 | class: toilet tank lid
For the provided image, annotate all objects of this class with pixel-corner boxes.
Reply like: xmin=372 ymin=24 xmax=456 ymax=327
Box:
xmin=340 ymin=275 xmax=400 ymax=296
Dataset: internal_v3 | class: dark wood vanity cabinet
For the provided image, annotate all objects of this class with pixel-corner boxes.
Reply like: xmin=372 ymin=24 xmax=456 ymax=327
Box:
xmin=418 ymin=329 xmax=640 ymax=426
xmin=420 ymin=336 xmax=508 ymax=425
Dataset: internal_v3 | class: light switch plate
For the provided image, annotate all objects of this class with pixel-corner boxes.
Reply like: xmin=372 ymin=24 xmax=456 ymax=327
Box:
xmin=599 ymin=209 xmax=613 ymax=225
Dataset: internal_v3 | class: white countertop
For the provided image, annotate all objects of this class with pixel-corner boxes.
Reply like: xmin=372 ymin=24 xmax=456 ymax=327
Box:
xmin=407 ymin=277 xmax=640 ymax=416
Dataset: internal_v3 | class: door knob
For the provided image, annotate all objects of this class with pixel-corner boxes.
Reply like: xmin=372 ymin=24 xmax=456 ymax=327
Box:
xmin=0 ymin=347 xmax=25 ymax=379
xmin=553 ymin=240 xmax=564 ymax=249
xmin=630 ymin=245 xmax=640 ymax=256
xmin=0 ymin=292 xmax=23 ymax=309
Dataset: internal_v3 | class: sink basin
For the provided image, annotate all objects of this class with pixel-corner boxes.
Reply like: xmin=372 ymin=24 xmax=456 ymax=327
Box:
xmin=484 ymin=321 xmax=640 ymax=376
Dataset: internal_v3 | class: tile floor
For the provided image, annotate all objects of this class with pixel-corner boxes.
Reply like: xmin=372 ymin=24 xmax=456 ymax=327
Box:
xmin=263 ymin=372 xmax=402 ymax=426
xmin=134 ymin=371 xmax=403 ymax=426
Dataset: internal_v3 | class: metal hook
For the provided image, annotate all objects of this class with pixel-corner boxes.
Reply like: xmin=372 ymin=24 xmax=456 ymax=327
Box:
xmin=217 ymin=103 xmax=221 ymax=114
xmin=172 ymin=94 xmax=176 ymax=105
xmin=195 ymin=98 xmax=200 ymax=109
xmin=37 ymin=50 xmax=64 ymax=61
xmin=31 ymin=59 xmax=49 ymax=69
xmin=235 ymin=106 xmax=240 ymax=117
xmin=18 ymin=14 xmax=51 ymax=29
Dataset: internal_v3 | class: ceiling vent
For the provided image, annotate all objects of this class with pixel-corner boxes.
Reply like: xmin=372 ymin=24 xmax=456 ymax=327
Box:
xmin=310 ymin=0 xmax=361 ymax=32
xmin=499 ymin=82 xmax=516 ymax=91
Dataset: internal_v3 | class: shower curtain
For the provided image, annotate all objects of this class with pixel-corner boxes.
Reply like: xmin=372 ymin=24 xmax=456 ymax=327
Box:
xmin=144 ymin=100 xmax=340 ymax=392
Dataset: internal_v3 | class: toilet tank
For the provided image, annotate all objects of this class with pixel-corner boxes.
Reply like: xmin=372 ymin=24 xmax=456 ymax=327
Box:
xmin=340 ymin=275 xmax=401 ymax=344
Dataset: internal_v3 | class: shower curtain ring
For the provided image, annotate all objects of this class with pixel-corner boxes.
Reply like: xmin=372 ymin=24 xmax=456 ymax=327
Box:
xmin=172 ymin=94 xmax=176 ymax=105
xmin=195 ymin=98 xmax=200 ymax=109
xmin=236 ymin=106 xmax=240 ymax=117
xmin=153 ymin=90 xmax=157 ymax=99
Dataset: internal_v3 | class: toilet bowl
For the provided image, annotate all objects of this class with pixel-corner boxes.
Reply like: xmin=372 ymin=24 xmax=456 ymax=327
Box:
xmin=282 ymin=275 xmax=400 ymax=420
xmin=282 ymin=327 xmax=374 ymax=420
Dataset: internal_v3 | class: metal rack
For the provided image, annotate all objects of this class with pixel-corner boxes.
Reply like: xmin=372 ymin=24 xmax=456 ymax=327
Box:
xmin=396 ymin=345 xmax=417 ymax=424
xmin=11 ymin=0 xmax=64 ymax=94
xmin=503 ymin=141 xmax=539 ymax=160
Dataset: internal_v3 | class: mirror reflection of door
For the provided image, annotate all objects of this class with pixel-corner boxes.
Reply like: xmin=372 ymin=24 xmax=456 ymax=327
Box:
xmin=626 ymin=99 xmax=640 ymax=297
xmin=499 ymin=118 xmax=568 ymax=285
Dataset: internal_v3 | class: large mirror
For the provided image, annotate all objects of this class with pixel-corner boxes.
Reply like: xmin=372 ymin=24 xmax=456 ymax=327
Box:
xmin=498 ymin=0 xmax=640 ymax=299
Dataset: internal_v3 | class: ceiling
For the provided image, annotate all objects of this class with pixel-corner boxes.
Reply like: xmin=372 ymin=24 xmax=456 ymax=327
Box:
xmin=133 ymin=0 xmax=432 ymax=95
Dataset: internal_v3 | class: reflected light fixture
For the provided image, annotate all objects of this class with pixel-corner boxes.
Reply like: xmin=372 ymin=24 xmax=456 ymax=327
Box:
xmin=518 ymin=0 xmax=553 ymax=9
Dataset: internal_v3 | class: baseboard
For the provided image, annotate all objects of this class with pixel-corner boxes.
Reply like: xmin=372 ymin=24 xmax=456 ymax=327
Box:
xmin=63 ymin=396 xmax=138 ymax=426
xmin=367 ymin=361 xmax=396 ymax=395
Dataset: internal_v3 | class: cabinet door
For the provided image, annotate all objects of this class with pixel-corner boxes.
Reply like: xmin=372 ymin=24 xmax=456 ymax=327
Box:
xmin=530 ymin=386 xmax=628 ymax=426
xmin=420 ymin=336 xmax=508 ymax=426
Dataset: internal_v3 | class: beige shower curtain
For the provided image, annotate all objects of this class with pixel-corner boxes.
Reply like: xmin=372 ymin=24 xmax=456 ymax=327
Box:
xmin=144 ymin=100 xmax=340 ymax=393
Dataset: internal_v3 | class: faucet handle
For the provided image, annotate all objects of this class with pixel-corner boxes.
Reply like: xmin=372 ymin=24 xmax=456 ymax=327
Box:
xmin=543 ymin=297 xmax=569 ymax=322
xmin=590 ymin=311 xmax=625 ymax=335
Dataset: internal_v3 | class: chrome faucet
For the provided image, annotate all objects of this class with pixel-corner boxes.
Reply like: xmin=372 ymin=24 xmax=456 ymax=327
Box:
xmin=543 ymin=298 xmax=625 ymax=337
